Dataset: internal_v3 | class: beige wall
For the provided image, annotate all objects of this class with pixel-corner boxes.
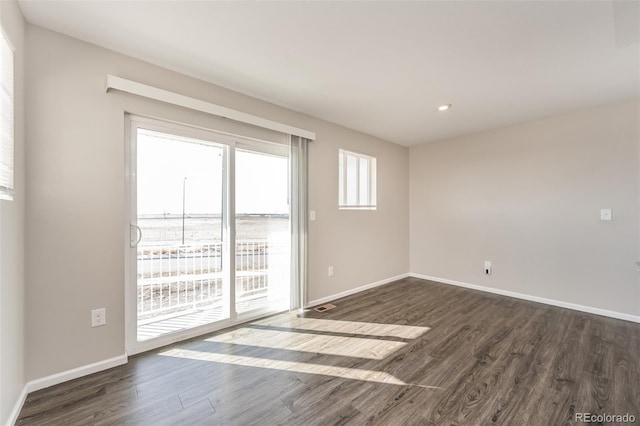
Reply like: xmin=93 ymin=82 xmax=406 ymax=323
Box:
xmin=0 ymin=0 xmax=25 ymax=423
xmin=410 ymin=99 xmax=640 ymax=316
xmin=25 ymin=7 xmax=638 ymax=393
xmin=307 ymin=125 xmax=409 ymax=302
xmin=24 ymin=25 xmax=409 ymax=380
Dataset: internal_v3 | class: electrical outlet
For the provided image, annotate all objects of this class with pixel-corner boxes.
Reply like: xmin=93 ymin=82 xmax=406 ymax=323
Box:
xmin=600 ymin=209 xmax=612 ymax=221
xmin=91 ymin=308 xmax=106 ymax=327
xmin=484 ymin=261 xmax=492 ymax=275
xmin=328 ymin=266 xmax=334 ymax=277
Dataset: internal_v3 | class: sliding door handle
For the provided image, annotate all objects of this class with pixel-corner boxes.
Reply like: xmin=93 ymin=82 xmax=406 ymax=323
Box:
xmin=130 ymin=224 xmax=142 ymax=247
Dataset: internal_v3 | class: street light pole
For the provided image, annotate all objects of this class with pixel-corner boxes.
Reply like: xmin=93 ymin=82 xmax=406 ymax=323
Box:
xmin=182 ymin=177 xmax=187 ymax=245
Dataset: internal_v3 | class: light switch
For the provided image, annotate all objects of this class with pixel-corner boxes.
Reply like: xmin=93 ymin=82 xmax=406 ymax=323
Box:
xmin=600 ymin=209 xmax=612 ymax=221
xmin=310 ymin=210 xmax=316 ymax=221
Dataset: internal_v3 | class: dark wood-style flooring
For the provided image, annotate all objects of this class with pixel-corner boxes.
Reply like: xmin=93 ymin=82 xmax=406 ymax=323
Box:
xmin=17 ymin=278 xmax=640 ymax=425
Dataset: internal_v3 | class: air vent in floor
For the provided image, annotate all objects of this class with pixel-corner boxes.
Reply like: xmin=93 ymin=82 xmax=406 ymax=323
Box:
xmin=313 ymin=303 xmax=336 ymax=312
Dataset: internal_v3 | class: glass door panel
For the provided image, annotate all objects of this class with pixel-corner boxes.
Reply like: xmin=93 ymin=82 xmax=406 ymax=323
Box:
xmin=235 ymin=149 xmax=291 ymax=315
xmin=136 ymin=128 xmax=227 ymax=341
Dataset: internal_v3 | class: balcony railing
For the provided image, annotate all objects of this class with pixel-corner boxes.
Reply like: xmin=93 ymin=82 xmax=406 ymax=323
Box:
xmin=137 ymin=240 xmax=284 ymax=321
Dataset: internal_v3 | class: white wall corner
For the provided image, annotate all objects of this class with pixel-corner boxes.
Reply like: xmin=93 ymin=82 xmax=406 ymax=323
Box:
xmin=5 ymin=354 xmax=127 ymax=425
xmin=410 ymin=273 xmax=640 ymax=324
xmin=5 ymin=385 xmax=28 ymax=426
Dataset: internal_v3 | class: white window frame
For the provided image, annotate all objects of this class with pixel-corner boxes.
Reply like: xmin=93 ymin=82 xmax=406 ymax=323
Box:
xmin=0 ymin=27 xmax=14 ymax=201
xmin=338 ymin=149 xmax=377 ymax=210
xmin=125 ymin=114 xmax=295 ymax=355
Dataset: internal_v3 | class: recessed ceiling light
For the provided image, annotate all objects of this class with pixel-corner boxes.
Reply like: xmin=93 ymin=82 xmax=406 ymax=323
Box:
xmin=438 ymin=104 xmax=452 ymax=111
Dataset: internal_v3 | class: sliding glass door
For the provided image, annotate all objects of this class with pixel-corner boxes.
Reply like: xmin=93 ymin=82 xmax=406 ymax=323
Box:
xmin=127 ymin=116 xmax=292 ymax=352
xmin=235 ymin=148 xmax=290 ymax=315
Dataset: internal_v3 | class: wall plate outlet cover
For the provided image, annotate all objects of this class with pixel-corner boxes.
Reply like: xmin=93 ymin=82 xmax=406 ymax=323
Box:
xmin=600 ymin=209 xmax=612 ymax=221
xmin=91 ymin=308 xmax=106 ymax=327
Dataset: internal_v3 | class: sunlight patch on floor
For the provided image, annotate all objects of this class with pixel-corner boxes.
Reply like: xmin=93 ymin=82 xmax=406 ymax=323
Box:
xmin=159 ymin=348 xmax=408 ymax=385
xmin=205 ymin=327 xmax=406 ymax=360
xmin=253 ymin=316 xmax=431 ymax=339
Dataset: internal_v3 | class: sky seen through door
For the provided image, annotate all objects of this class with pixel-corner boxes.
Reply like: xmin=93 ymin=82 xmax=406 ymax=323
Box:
xmin=137 ymin=130 xmax=289 ymax=216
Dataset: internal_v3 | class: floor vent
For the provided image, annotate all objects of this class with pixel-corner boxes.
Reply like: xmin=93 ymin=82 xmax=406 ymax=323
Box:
xmin=314 ymin=303 xmax=337 ymax=312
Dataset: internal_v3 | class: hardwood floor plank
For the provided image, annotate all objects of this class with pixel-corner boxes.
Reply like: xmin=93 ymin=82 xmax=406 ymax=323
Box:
xmin=16 ymin=278 xmax=640 ymax=425
xmin=611 ymin=322 xmax=640 ymax=418
xmin=94 ymin=394 xmax=183 ymax=426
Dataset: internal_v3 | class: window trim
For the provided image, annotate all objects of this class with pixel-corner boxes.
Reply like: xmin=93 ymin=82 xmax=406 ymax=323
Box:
xmin=0 ymin=26 xmax=14 ymax=201
xmin=338 ymin=149 xmax=377 ymax=210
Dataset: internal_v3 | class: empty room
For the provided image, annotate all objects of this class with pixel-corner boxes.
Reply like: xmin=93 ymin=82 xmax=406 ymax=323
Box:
xmin=1 ymin=0 xmax=639 ymax=425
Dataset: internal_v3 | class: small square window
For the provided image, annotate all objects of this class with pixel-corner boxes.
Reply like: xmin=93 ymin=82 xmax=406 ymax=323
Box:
xmin=339 ymin=149 xmax=376 ymax=210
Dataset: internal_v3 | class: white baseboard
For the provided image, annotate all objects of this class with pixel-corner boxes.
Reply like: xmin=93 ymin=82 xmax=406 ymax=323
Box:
xmin=6 ymin=273 xmax=637 ymax=424
xmin=6 ymin=385 xmax=28 ymax=426
xmin=410 ymin=273 xmax=640 ymax=324
xmin=27 ymin=354 xmax=128 ymax=394
xmin=306 ymin=273 xmax=410 ymax=308
xmin=5 ymin=354 xmax=127 ymax=425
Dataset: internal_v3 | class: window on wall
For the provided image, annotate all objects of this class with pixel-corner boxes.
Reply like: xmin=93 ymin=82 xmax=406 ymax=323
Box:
xmin=0 ymin=28 xmax=13 ymax=201
xmin=338 ymin=149 xmax=377 ymax=210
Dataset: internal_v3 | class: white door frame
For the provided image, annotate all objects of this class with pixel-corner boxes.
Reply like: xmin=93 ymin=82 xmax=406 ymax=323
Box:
xmin=125 ymin=114 xmax=292 ymax=355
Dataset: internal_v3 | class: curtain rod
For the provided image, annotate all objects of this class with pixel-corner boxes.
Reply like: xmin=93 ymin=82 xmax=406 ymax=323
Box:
xmin=105 ymin=75 xmax=316 ymax=140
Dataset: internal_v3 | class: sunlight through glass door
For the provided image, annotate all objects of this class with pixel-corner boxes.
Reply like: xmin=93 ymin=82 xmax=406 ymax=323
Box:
xmin=235 ymin=148 xmax=291 ymax=315
xmin=136 ymin=129 xmax=228 ymax=341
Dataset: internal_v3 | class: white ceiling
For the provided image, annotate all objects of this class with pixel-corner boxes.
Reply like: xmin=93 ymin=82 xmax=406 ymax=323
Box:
xmin=17 ymin=1 xmax=640 ymax=146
